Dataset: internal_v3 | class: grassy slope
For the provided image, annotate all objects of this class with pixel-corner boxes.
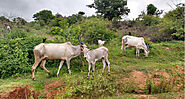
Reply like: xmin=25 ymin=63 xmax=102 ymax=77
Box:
xmin=0 ymin=26 xmax=184 ymax=98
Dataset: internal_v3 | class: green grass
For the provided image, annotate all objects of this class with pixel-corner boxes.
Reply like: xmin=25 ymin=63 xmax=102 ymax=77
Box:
xmin=0 ymin=38 xmax=184 ymax=98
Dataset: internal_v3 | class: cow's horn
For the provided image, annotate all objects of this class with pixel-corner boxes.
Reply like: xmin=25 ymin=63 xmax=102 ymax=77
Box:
xmin=78 ymin=37 xmax=83 ymax=45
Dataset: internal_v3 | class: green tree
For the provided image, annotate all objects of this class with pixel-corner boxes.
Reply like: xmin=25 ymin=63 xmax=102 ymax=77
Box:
xmin=147 ymin=4 xmax=163 ymax=15
xmin=55 ymin=13 xmax=63 ymax=18
xmin=147 ymin=4 xmax=157 ymax=15
xmin=78 ymin=11 xmax=85 ymax=15
xmin=87 ymin=0 xmax=130 ymax=20
xmin=13 ymin=17 xmax=27 ymax=25
xmin=0 ymin=16 xmax=10 ymax=22
xmin=159 ymin=3 xmax=184 ymax=40
xmin=33 ymin=10 xmax=54 ymax=24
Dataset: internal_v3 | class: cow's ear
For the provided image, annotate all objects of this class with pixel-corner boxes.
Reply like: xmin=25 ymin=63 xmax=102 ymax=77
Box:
xmin=80 ymin=45 xmax=83 ymax=48
xmin=80 ymin=45 xmax=83 ymax=51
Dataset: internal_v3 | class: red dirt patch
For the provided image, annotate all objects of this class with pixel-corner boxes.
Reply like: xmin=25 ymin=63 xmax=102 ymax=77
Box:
xmin=0 ymin=79 xmax=75 ymax=99
xmin=44 ymin=79 xmax=67 ymax=99
xmin=32 ymin=91 xmax=41 ymax=99
xmin=129 ymin=70 xmax=147 ymax=90
xmin=174 ymin=65 xmax=184 ymax=75
xmin=132 ymin=94 xmax=157 ymax=99
xmin=121 ymin=66 xmax=184 ymax=93
xmin=122 ymin=70 xmax=148 ymax=93
xmin=0 ymin=86 xmax=31 ymax=99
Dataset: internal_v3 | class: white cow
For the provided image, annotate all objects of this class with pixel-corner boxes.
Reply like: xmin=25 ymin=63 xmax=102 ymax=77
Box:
xmin=81 ymin=44 xmax=110 ymax=80
xmin=32 ymin=42 xmax=82 ymax=80
xmin=120 ymin=35 xmax=149 ymax=57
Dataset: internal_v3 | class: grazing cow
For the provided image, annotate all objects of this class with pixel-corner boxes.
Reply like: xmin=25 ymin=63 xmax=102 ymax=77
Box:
xmin=120 ymin=35 xmax=149 ymax=57
xmin=32 ymin=42 xmax=82 ymax=80
xmin=79 ymin=40 xmax=110 ymax=80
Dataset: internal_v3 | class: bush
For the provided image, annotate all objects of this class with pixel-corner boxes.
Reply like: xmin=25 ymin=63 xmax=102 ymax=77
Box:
xmin=141 ymin=15 xmax=161 ymax=26
xmin=38 ymin=20 xmax=45 ymax=26
xmin=158 ymin=4 xmax=184 ymax=40
xmin=80 ymin=18 xmax=116 ymax=44
xmin=0 ymin=28 xmax=43 ymax=78
xmin=0 ymin=30 xmax=29 ymax=78
xmin=50 ymin=26 xmax=62 ymax=35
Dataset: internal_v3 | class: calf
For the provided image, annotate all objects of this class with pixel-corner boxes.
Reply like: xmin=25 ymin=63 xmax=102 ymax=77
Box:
xmin=81 ymin=44 xmax=110 ymax=80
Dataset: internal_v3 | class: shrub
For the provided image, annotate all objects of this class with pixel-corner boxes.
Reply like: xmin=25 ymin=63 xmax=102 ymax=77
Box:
xmin=80 ymin=17 xmax=116 ymax=44
xmin=0 ymin=30 xmax=30 ymax=78
xmin=38 ymin=20 xmax=45 ymax=26
xmin=157 ymin=3 xmax=184 ymax=40
xmin=50 ymin=26 xmax=62 ymax=35
xmin=0 ymin=28 xmax=43 ymax=78
xmin=141 ymin=15 xmax=161 ymax=26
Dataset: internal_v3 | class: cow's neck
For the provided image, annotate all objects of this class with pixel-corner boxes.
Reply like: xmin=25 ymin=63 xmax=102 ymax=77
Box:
xmin=72 ymin=45 xmax=81 ymax=56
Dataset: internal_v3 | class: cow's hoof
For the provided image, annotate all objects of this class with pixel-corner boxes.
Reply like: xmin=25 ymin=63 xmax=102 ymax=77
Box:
xmin=32 ymin=78 xmax=35 ymax=81
xmin=101 ymin=73 xmax=104 ymax=76
xmin=87 ymin=77 xmax=89 ymax=80
xmin=91 ymin=78 xmax=94 ymax=80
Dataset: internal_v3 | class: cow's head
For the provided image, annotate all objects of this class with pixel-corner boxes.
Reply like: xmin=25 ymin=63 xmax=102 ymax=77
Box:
xmin=78 ymin=37 xmax=84 ymax=51
xmin=98 ymin=40 xmax=105 ymax=47
xmin=144 ymin=43 xmax=150 ymax=57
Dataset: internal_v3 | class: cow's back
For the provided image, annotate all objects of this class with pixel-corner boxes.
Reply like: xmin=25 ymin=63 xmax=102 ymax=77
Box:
xmin=34 ymin=42 xmax=74 ymax=60
xmin=94 ymin=47 xmax=108 ymax=60
xmin=123 ymin=35 xmax=144 ymax=46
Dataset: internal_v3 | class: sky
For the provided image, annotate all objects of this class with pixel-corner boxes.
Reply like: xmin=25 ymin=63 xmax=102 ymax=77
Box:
xmin=0 ymin=0 xmax=184 ymax=21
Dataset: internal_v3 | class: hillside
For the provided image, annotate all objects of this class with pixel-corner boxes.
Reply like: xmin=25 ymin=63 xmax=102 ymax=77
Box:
xmin=0 ymin=22 xmax=184 ymax=98
xmin=0 ymin=4 xmax=184 ymax=98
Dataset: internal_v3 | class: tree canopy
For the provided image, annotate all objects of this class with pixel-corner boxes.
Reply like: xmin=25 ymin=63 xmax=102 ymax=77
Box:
xmin=147 ymin=4 xmax=163 ymax=15
xmin=147 ymin=4 xmax=157 ymax=15
xmin=33 ymin=10 xmax=54 ymax=24
xmin=87 ymin=0 xmax=130 ymax=20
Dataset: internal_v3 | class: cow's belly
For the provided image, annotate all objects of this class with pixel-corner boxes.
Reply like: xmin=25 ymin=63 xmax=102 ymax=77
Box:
xmin=44 ymin=49 xmax=67 ymax=60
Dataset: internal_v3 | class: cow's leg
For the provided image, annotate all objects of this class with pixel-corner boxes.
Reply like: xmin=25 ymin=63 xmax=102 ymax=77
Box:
xmin=92 ymin=62 xmax=95 ymax=80
xmin=136 ymin=48 xmax=138 ymax=58
xmin=40 ymin=60 xmax=50 ymax=74
xmin=136 ymin=48 xmax=140 ymax=58
xmin=138 ymin=49 xmax=140 ymax=57
xmin=66 ymin=59 xmax=72 ymax=75
xmin=106 ymin=58 xmax=110 ymax=75
xmin=120 ymin=40 xmax=124 ymax=56
xmin=57 ymin=60 xmax=64 ymax=77
xmin=124 ymin=45 xmax=127 ymax=56
xmin=102 ymin=59 xmax=106 ymax=74
xmin=87 ymin=62 xmax=91 ymax=80
xmin=124 ymin=45 xmax=131 ymax=56
xmin=32 ymin=58 xmax=41 ymax=80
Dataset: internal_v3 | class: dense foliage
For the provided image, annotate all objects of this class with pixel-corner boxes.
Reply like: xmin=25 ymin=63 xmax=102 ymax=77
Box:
xmin=0 ymin=28 xmax=42 ymax=78
xmin=159 ymin=3 xmax=184 ymax=40
xmin=88 ymin=0 xmax=130 ymax=20
xmin=33 ymin=10 xmax=54 ymax=24
xmin=80 ymin=18 xmax=116 ymax=44
xmin=147 ymin=4 xmax=157 ymax=15
xmin=124 ymin=3 xmax=184 ymax=42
